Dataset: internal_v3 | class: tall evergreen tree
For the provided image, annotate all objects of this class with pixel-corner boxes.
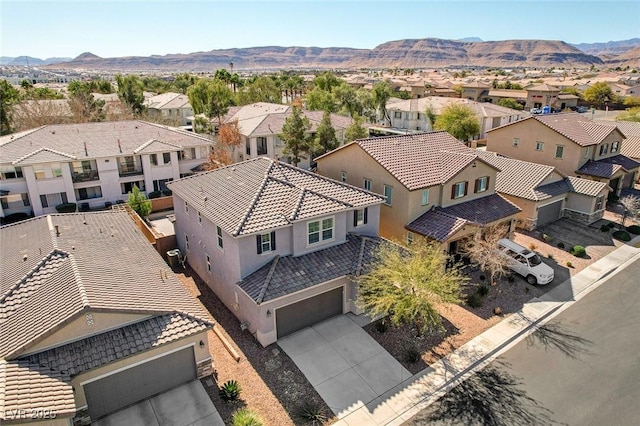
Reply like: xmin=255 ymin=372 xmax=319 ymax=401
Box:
xmin=115 ymin=74 xmax=145 ymax=115
xmin=279 ymin=106 xmax=313 ymax=166
xmin=314 ymin=110 xmax=339 ymax=157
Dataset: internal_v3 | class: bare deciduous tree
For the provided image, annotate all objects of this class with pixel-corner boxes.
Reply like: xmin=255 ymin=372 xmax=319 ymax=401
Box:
xmin=619 ymin=195 xmax=640 ymax=227
xmin=218 ymin=118 xmax=242 ymax=161
xmin=462 ymin=224 xmax=512 ymax=285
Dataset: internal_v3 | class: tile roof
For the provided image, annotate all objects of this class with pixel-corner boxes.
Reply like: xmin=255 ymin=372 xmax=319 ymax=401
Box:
xmin=0 ymin=120 xmax=211 ymax=164
xmin=386 ymin=97 xmax=525 ymax=118
xmin=0 ymin=359 xmax=76 ymax=420
xmin=603 ymin=120 xmax=640 ymax=160
xmin=576 ymin=154 xmax=640 ymax=178
xmin=145 ymin=92 xmax=191 ymax=110
xmin=319 ymin=132 xmax=496 ymax=191
xmin=526 ymin=83 xmax=560 ymax=91
xmin=406 ymin=194 xmax=521 ymax=242
xmin=477 ymin=152 xmax=558 ymax=201
xmin=533 ymin=176 xmax=608 ymax=199
xmin=0 ymin=211 xmax=213 ymax=359
xmin=168 ymin=158 xmax=384 ymax=236
xmin=239 ymin=234 xmax=386 ymax=303
xmin=23 ymin=313 xmax=209 ymax=378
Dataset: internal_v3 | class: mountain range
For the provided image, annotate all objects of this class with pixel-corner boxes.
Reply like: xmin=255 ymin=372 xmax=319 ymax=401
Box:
xmin=4 ymin=38 xmax=640 ymax=71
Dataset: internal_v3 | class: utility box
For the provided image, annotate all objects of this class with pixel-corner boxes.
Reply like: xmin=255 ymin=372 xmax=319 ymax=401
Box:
xmin=167 ymin=249 xmax=181 ymax=268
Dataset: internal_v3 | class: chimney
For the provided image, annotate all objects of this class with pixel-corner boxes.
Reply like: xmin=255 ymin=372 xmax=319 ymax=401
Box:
xmin=55 ymin=225 xmax=60 ymax=237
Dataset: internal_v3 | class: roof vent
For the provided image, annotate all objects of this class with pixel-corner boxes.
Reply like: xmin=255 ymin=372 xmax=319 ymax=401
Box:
xmin=55 ymin=225 xmax=60 ymax=237
xmin=23 ymin=254 xmax=28 ymax=261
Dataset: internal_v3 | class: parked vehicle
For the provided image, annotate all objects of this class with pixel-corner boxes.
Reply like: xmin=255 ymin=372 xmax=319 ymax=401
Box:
xmin=497 ymin=239 xmax=555 ymax=285
xmin=577 ymin=106 xmax=589 ymax=113
xmin=530 ymin=108 xmax=542 ymax=114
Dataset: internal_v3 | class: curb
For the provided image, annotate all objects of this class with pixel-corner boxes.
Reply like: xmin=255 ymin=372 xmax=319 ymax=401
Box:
xmin=336 ymin=244 xmax=640 ymax=426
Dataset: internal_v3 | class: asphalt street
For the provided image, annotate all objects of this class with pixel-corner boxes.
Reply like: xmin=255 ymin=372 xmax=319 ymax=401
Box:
xmin=405 ymin=257 xmax=640 ymax=426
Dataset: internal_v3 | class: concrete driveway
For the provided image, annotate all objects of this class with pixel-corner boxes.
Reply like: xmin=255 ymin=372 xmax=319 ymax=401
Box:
xmin=93 ymin=380 xmax=224 ymax=426
xmin=278 ymin=314 xmax=412 ymax=418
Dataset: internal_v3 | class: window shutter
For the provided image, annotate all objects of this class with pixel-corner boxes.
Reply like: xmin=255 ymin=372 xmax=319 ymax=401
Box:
xmin=464 ymin=182 xmax=468 ymax=196
xmin=364 ymin=208 xmax=368 ymax=224
xmin=485 ymin=176 xmax=490 ymax=190
xmin=451 ymin=185 xmax=456 ymax=199
xmin=256 ymin=235 xmax=262 ymax=254
xmin=474 ymin=179 xmax=479 ymax=193
xmin=353 ymin=210 xmax=358 ymax=227
xmin=270 ymin=231 xmax=276 ymax=251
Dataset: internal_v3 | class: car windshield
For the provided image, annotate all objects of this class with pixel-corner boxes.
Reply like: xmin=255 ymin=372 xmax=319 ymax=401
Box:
xmin=528 ymin=254 xmax=542 ymax=266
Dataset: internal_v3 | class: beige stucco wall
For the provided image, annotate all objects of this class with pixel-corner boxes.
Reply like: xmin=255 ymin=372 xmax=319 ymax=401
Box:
xmin=500 ymin=194 xmax=538 ymax=227
xmin=440 ymin=161 xmax=498 ymax=208
xmin=22 ymin=311 xmax=151 ymax=355
xmin=72 ymin=330 xmax=211 ymax=408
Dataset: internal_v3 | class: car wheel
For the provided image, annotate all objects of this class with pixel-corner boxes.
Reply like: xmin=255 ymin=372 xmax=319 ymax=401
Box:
xmin=526 ymin=275 xmax=537 ymax=285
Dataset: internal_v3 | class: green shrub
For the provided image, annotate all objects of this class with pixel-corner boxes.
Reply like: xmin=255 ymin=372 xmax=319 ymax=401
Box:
xmin=55 ymin=202 xmax=77 ymax=213
xmin=566 ymin=261 xmax=573 ymax=268
xmin=232 ymin=408 xmax=264 ymax=426
xmin=570 ymin=245 xmax=586 ymax=257
xmin=607 ymin=221 xmax=616 ymax=230
xmin=557 ymin=242 xmax=565 ymax=249
xmin=402 ymin=342 xmax=421 ymax=363
xmin=613 ymin=230 xmax=631 ymax=242
xmin=295 ymin=400 xmax=328 ymax=424
xmin=0 ymin=212 xmax=32 ymax=225
xmin=147 ymin=190 xmax=162 ymax=199
xmin=600 ymin=224 xmax=610 ymax=232
xmin=477 ymin=285 xmax=490 ymax=297
xmin=542 ymin=233 xmax=552 ymax=242
xmin=467 ymin=293 xmax=483 ymax=308
xmin=479 ymin=274 xmax=486 ymax=281
xmin=626 ymin=225 xmax=640 ymax=235
xmin=374 ymin=319 xmax=388 ymax=334
xmin=219 ymin=380 xmax=241 ymax=401
xmin=547 ymin=253 xmax=554 ymax=260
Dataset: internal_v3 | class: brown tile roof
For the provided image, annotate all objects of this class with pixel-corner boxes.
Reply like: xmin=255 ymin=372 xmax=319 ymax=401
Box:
xmin=239 ymin=234 xmax=386 ymax=303
xmin=576 ymin=154 xmax=640 ymax=178
xmin=526 ymin=83 xmax=560 ymax=91
xmin=0 ymin=120 xmax=211 ymax=164
xmin=0 ymin=211 xmax=213 ymax=359
xmin=318 ymin=132 xmax=493 ymax=191
xmin=534 ymin=176 xmax=608 ymax=199
xmin=605 ymin=120 xmax=640 ymax=160
xmin=0 ymin=359 xmax=76 ymax=420
xmin=406 ymin=194 xmax=521 ymax=242
xmin=168 ymin=158 xmax=385 ymax=236
xmin=23 ymin=313 xmax=209 ymax=378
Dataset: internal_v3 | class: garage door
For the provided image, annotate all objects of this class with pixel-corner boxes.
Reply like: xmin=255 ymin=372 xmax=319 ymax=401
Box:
xmin=537 ymin=200 xmax=563 ymax=227
xmin=276 ymin=287 xmax=343 ymax=339
xmin=84 ymin=347 xmax=196 ymax=420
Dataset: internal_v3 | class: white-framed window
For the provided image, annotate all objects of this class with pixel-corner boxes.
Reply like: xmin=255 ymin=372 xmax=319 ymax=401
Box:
xmin=185 ymin=200 xmax=189 ymax=213
xmin=452 ymin=181 xmax=467 ymax=199
xmin=216 ymin=226 xmax=224 ymax=250
xmin=206 ymin=253 xmax=211 ymax=272
xmin=611 ymin=141 xmax=619 ymax=153
xmin=353 ymin=208 xmax=368 ymax=227
xmin=383 ymin=185 xmax=393 ymax=206
xmin=341 ymin=171 xmax=347 ymax=182
xmin=185 ymin=234 xmax=190 ymax=252
xmin=0 ymin=165 xmax=23 ymax=180
xmin=198 ymin=211 xmax=202 ymax=224
xmin=595 ymin=195 xmax=604 ymax=211
xmin=535 ymin=141 xmax=544 ymax=151
xmin=584 ymin=147 xmax=591 ymax=159
xmin=475 ymin=176 xmax=489 ymax=193
xmin=555 ymin=145 xmax=564 ymax=159
xmin=1 ymin=193 xmax=30 ymax=209
xmin=599 ymin=144 xmax=608 ymax=156
xmin=33 ymin=164 xmax=46 ymax=180
xmin=407 ymin=231 xmax=414 ymax=245
xmin=364 ymin=179 xmax=372 ymax=191
xmin=76 ymin=186 xmax=102 ymax=200
xmin=421 ymin=189 xmax=429 ymax=206
xmin=308 ymin=217 xmax=334 ymax=245
xmin=51 ymin=162 xmax=63 ymax=178
xmin=257 ymin=232 xmax=276 ymax=254
xmin=150 ymin=153 xmax=158 ymax=166
xmin=162 ymin=152 xmax=171 ymax=164
xmin=512 ymin=138 xmax=520 ymax=147
xmin=179 ymin=147 xmax=196 ymax=160
xmin=39 ymin=192 xmax=67 ymax=208
xmin=394 ymin=111 xmax=401 ymax=118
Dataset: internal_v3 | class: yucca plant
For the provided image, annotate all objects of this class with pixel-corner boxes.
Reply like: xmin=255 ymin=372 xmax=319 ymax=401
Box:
xmin=295 ymin=400 xmax=328 ymax=425
xmin=219 ymin=380 xmax=241 ymax=401
xmin=232 ymin=408 xmax=263 ymax=426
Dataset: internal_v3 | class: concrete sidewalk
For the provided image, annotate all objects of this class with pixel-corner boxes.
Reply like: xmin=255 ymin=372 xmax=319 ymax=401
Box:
xmin=334 ymin=243 xmax=640 ymax=426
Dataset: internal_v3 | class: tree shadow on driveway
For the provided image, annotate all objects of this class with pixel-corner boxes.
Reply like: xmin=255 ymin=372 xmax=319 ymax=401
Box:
xmin=525 ymin=320 xmax=594 ymax=360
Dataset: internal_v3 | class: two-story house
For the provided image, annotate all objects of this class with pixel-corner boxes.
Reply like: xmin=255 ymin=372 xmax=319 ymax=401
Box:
xmin=486 ymin=113 xmax=640 ymax=200
xmin=0 ymin=210 xmax=214 ymax=424
xmin=217 ymin=102 xmax=352 ymax=169
xmin=0 ymin=120 xmax=212 ymax=218
xmin=315 ymin=132 xmax=521 ymax=253
xmin=144 ymin=92 xmax=194 ymax=127
xmin=167 ymin=158 xmax=386 ymax=346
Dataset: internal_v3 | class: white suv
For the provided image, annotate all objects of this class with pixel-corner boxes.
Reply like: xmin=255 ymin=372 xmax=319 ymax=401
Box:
xmin=498 ymin=239 xmax=555 ymax=285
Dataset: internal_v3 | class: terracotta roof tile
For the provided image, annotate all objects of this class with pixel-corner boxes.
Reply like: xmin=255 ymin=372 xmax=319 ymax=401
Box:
xmin=577 ymin=154 xmax=640 ymax=178
xmin=533 ymin=113 xmax=619 ymax=147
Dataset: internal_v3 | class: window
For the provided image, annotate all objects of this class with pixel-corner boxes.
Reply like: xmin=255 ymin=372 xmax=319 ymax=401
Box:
xmin=33 ymin=164 xmax=46 ymax=180
xmin=39 ymin=192 xmax=67 ymax=208
xmin=257 ymin=137 xmax=267 ymax=155
xmin=183 ymin=147 xmax=196 ymax=160
xmin=22 ymin=193 xmax=30 ymax=206
xmin=341 ymin=171 xmax=347 ymax=182
xmin=216 ymin=226 xmax=224 ymax=250
xmin=121 ymin=181 xmax=145 ymax=194
xmin=206 ymin=254 xmax=211 ymax=272
xmin=0 ymin=166 xmax=23 ymax=180
xmin=364 ymin=179 xmax=372 ymax=191
xmin=599 ymin=144 xmax=608 ymax=156
xmin=555 ymin=145 xmax=564 ymax=159
xmin=512 ymin=138 xmax=520 ymax=147
xmin=307 ymin=217 xmax=334 ymax=245
xmin=150 ymin=154 xmax=158 ymax=165
xmin=76 ymin=186 xmax=102 ymax=200
xmin=611 ymin=141 xmax=619 ymax=153
xmin=475 ymin=176 xmax=489 ymax=193
xmin=185 ymin=201 xmax=189 ymax=213
xmin=185 ymin=234 xmax=190 ymax=251
xmin=394 ymin=111 xmax=401 ymax=118
xmin=421 ymin=189 xmax=429 ymax=206
xmin=535 ymin=141 xmax=544 ymax=151
xmin=153 ymin=178 xmax=172 ymax=192
xmin=1 ymin=193 xmax=29 ymax=209
xmin=353 ymin=208 xmax=368 ymax=227
xmin=595 ymin=195 xmax=604 ymax=211
xmin=256 ymin=231 xmax=276 ymax=254
xmin=198 ymin=211 xmax=202 ymax=224
xmin=162 ymin=152 xmax=171 ymax=164
xmin=584 ymin=147 xmax=591 ymax=159
xmin=451 ymin=181 xmax=468 ymax=199
xmin=51 ymin=162 xmax=63 ymax=177
xmin=407 ymin=231 xmax=414 ymax=245
xmin=383 ymin=185 xmax=393 ymax=205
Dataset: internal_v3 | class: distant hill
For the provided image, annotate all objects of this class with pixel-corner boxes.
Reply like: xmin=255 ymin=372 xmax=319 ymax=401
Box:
xmin=46 ymin=38 xmax=607 ymax=71
xmin=571 ymin=38 xmax=640 ymax=55
xmin=1 ymin=55 xmax=73 ymax=66
xmin=457 ymin=37 xmax=484 ymax=42
xmin=605 ymin=46 xmax=640 ymax=68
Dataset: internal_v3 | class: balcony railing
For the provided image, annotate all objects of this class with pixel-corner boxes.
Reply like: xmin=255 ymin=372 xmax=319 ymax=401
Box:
xmin=118 ymin=166 xmax=144 ymax=177
xmin=71 ymin=170 xmax=100 ymax=183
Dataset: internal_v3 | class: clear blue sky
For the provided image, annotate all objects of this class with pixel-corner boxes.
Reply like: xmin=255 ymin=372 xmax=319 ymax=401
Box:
xmin=2 ymin=1 xmax=639 ymax=59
